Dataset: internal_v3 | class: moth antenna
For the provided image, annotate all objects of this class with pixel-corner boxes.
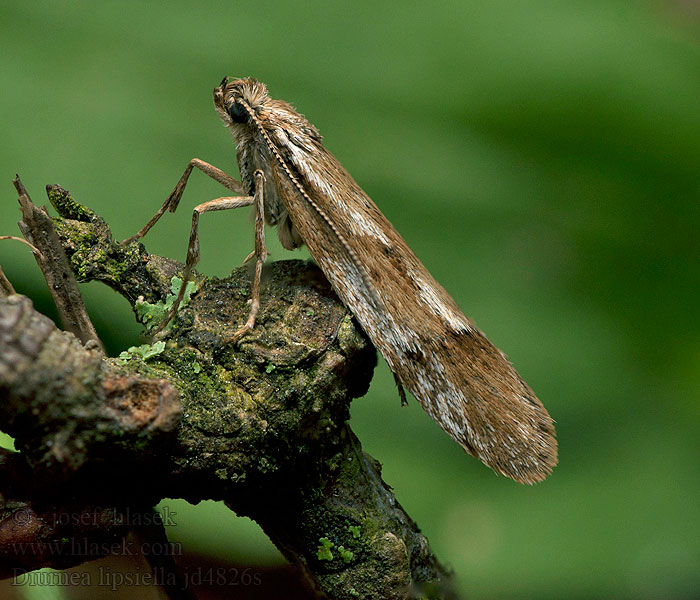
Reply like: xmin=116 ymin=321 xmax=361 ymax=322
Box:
xmin=238 ymin=100 xmax=379 ymax=306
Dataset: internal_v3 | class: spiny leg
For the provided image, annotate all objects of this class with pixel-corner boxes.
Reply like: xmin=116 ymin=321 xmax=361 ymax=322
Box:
xmin=225 ymin=170 xmax=267 ymax=344
xmin=151 ymin=194 xmax=254 ymax=335
xmin=122 ymin=158 xmax=246 ymax=244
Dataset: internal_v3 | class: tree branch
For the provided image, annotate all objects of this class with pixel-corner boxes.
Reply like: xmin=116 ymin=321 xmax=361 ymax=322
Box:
xmin=0 ymin=183 xmax=456 ymax=599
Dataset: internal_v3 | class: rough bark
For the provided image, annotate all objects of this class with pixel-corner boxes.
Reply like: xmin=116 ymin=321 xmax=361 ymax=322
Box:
xmin=0 ymin=183 xmax=456 ymax=599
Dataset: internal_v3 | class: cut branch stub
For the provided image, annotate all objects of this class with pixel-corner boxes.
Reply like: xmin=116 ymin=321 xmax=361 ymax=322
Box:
xmin=0 ymin=295 xmax=182 ymax=480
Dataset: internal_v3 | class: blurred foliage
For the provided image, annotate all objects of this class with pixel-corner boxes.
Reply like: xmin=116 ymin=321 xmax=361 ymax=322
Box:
xmin=1 ymin=1 xmax=698 ymax=598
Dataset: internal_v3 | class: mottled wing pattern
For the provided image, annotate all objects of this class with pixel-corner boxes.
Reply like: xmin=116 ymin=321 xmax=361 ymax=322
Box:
xmin=261 ymin=121 xmax=557 ymax=484
xmin=223 ymin=80 xmax=557 ymax=484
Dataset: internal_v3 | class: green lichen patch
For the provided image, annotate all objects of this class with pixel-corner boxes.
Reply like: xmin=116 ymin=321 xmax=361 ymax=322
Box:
xmin=317 ymin=537 xmax=334 ymax=561
xmin=135 ymin=276 xmax=198 ymax=331
xmin=337 ymin=545 xmax=354 ymax=563
xmin=304 ymin=511 xmax=366 ymax=573
xmin=118 ymin=341 xmax=166 ymax=363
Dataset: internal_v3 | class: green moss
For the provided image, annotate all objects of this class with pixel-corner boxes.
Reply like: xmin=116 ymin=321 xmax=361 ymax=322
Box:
xmin=348 ymin=525 xmax=361 ymax=539
xmin=47 ymin=187 xmax=97 ymax=222
xmin=108 ymin=244 xmax=140 ymax=282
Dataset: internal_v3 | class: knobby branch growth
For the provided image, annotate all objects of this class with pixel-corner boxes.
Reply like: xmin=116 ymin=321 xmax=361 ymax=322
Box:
xmin=0 ymin=179 xmax=456 ymax=599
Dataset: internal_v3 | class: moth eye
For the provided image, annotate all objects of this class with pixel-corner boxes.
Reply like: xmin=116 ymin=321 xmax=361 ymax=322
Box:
xmin=228 ymin=101 xmax=250 ymax=124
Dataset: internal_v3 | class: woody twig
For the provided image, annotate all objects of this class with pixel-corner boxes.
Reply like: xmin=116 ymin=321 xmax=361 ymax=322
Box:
xmin=0 ymin=183 xmax=456 ymax=599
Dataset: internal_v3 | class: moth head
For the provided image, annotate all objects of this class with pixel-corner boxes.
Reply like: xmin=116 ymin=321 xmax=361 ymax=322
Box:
xmin=213 ymin=76 xmax=269 ymax=127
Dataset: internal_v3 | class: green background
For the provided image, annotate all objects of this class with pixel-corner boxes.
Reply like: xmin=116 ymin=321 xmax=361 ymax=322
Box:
xmin=1 ymin=1 xmax=698 ymax=598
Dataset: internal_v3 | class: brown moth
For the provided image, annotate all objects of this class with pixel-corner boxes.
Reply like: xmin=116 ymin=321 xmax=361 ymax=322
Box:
xmin=128 ymin=77 xmax=557 ymax=484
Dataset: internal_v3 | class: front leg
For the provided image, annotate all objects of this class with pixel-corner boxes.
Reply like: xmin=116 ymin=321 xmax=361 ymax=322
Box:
xmin=122 ymin=158 xmax=246 ymax=244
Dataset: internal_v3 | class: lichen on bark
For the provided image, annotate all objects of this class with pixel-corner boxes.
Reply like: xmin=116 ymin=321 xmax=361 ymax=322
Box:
xmin=0 ymin=184 xmax=457 ymax=599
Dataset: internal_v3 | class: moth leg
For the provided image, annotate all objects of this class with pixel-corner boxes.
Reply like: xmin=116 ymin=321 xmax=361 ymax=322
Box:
xmin=225 ymin=170 xmax=267 ymax=344
xmin=122 ymin=158 xmax=246 ymax=244
xmin=393 ymin=372 xmax=408 ymax=407
xmin=151 ymin=194 xmax=255 ymax=335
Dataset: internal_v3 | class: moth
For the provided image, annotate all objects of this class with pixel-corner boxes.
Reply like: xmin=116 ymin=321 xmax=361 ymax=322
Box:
xmin=126 ymin=77 xmax=557 ymax=484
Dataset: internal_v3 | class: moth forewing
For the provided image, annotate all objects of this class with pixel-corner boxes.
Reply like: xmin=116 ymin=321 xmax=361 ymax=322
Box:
xmin=215 ymin=77 xmax=557 ymax=484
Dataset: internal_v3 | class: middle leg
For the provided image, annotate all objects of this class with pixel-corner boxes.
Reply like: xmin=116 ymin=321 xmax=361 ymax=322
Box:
xmin=152 ymin=193 xmax=255 ymax=335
